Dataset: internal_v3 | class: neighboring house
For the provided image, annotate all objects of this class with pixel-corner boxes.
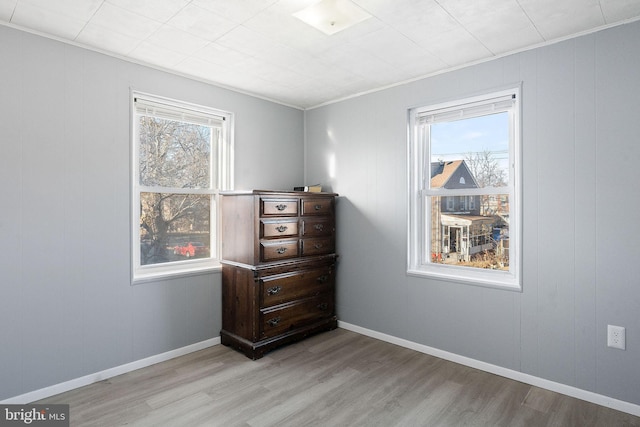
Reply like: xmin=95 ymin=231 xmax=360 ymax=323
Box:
xmin=430 ymin=160 xmax=481 ymax=215
xmin=430 ymin=160 xmax=503 ymax=263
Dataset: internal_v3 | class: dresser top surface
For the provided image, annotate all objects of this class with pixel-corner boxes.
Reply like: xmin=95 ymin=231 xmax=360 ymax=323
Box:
xmin=220 ymin=190 xmax=338 ymax=197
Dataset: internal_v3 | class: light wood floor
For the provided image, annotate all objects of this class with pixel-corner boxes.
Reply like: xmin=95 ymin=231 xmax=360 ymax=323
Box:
xmin=39 ymin=329 xmax=640 ymax=426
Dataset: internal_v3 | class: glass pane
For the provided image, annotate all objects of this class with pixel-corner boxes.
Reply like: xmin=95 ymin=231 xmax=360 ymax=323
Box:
xmin=430 ymin=112 xmax=509 ymax=188
xmin=138 ymin=116 xmax=216 ymax=188
xmin=429 ymin=195 xmax=509 ymax=270
xmin=140 ymin=192 xmax=211 ymax=266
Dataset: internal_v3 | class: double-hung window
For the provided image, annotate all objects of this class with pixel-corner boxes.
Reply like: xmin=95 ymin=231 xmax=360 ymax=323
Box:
xmin=131 ymin=91 xmax=233 ymax=283
xmin=408 ymin=87 xmax=521 ymax=290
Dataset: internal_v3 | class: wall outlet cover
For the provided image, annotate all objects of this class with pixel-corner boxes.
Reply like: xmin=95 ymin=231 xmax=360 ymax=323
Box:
xmin=607 ymin=325 xmax=626 ymax=350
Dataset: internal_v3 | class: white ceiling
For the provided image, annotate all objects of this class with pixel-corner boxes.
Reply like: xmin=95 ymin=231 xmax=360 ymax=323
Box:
xmin=2 ymin=0 xmax=640 ymax=109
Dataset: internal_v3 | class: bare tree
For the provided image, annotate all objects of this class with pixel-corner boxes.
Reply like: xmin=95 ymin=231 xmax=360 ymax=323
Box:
xmin=464 ymin=149 xmax=506 ymax=188
xmin=139 ymin=117 xmax=211 ymax=188
xmin=465 ymin=149 xmax=507 ymax=215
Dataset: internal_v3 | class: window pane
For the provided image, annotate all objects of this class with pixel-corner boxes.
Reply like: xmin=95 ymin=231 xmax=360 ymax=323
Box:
xmin=140 ymin=192 xmax=211 ymax=266
xmin=429 ymin=195 xmax=509 ymax=269
xmin=138 ymin=116 xmax=215 ymax=188
xmin=430 ymin=112 xmax=509 ymax=188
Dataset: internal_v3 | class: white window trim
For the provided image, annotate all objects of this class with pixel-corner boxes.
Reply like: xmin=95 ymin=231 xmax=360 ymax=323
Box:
xmin=130 ymin=90 xmax=234 ymax=284
xmin=407 ymin=86 xmax=522 ymax=291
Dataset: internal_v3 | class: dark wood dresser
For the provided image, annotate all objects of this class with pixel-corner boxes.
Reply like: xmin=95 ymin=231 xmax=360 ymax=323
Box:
xmin=219 ymin=190 xmax=338 ymax=359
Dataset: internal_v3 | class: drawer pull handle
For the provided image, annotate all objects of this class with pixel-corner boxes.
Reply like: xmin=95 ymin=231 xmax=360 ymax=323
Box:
xmin=317 ymin=303 xmax=328 ymax=310
xmin=275 ymin=225 xmax=288 ymax=232
xmin=314 ymin=204 xmax=322 ymax=210
xmin=314 ymin=243 xmax=323 ymax=249
xmin=275 ymin=204 xmax=287 ymax=211
xmin=276 ymin=247 xmax=287 ymax=254
xmin=317 ymin=275 xmax=329 ymax=283
xmin=267 ymin=317 xmax=281 ymax=327
xmin=267 ymin=286 xmax=281 ymax=295
xmin=314 ymin=224 xmax=324 ymax=231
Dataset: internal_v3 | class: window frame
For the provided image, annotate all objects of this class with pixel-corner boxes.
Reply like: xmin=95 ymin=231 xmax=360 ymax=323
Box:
xmin=407 ymin=87 xmax=522 ymax=291
xmin=130 ymin=90 xmax=234 ymax=284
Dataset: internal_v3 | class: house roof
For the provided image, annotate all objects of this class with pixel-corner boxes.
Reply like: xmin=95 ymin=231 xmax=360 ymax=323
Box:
xmin=430 ymin=160 xmax=464 ymax=188
xmin=440 ymin=214 xmax=496 ymax=227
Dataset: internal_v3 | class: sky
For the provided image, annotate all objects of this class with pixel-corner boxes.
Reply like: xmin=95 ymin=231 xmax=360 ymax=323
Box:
xmin=430 ymin=112 xmax=509 ymax=169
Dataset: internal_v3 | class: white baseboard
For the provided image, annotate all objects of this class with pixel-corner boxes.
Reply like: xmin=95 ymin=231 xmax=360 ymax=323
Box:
xmin=1 ymin=337 xmax=220 ymax=405
xmin=338 ymin=321 xmax=640 ymax=417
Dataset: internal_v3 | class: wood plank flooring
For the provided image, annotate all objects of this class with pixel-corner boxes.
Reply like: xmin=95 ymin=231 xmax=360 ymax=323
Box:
xmin=38 ymin=329 xmax=640 ymax=426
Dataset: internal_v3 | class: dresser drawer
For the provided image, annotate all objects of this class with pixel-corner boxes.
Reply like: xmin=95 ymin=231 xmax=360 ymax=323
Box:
xmin=260 ymin=267 xmax=334 ymax=307
xmin=301 ymin=237 xmax=334 ymax=256
xmin=260 ymin=296 xmax=334 ymax=339
xmin=301 ymin=218 xmax=333 ymax=237
xmin=261 ymin=198 xmax=298 ymax=216
xmin=260 ymin=240 xmax=299 ymax=262
xmin=261 ymin=219 xmax=299 ymax=238
xmin=301 ymin=198 xmax=333 ymax=216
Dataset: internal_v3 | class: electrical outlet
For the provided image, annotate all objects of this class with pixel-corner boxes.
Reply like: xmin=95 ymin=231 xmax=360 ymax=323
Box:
xmin=607 ymin=325 xmax=626 ymax=350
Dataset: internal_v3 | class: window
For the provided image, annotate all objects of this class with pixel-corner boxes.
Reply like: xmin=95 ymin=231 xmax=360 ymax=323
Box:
xmin=446 ymin=197 xmax=454 ymax=211
xmin=459 ymin=196 xmax=467 ymax=211
xmin=408 ymin=87 xmax=521 ymax=290
xmin=131 ymin=91 xmax=233 ymax=283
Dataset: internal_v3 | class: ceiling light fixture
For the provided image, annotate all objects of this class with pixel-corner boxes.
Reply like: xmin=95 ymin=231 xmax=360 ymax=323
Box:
xmin=293 ymin=0 xmax=372 ymax=35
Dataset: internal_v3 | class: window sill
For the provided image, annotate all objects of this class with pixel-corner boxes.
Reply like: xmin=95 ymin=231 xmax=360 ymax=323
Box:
xmin=132 ymin=263 xmax=221 ymax=285
xmin=407 ymin=266 xmax=521 ymax=292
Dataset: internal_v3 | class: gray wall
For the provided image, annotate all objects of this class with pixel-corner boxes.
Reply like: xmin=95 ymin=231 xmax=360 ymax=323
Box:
xmin=305 ymin=21 xmax=640 ymax=405
xmin=0 ymin=25 xmax=303 ymax=401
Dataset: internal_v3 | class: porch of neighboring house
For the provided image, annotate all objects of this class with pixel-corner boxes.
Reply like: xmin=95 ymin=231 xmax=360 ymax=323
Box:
xmin=433 ymin=214 xmax=499 ymax=263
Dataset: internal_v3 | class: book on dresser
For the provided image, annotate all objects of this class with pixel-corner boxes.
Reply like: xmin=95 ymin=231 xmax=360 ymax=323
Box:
xmin=219 ymin=190 xmax=338 ymax=359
